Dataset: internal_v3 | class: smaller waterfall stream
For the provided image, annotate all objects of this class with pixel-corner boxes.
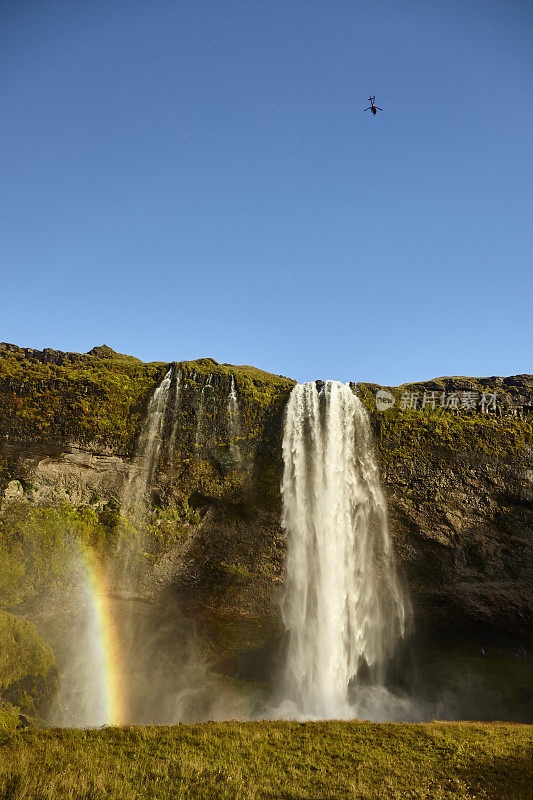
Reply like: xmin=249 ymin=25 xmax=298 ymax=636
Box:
xmin=280 ymin=380 xmax=406 ymax=719
xmin=227 ymin=376 xmax=241 ymax=462
xmin=194 ymin=374 xmax=212 ymax=456
xmin=124 ymin=368 xmax=172 ymax=511
xmin=169 ymin=369 xmax=182 ymax=458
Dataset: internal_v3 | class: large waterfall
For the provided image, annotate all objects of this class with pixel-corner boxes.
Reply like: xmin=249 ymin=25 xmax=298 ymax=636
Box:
xmin=280 ymin=381 xmax=406 ymax=719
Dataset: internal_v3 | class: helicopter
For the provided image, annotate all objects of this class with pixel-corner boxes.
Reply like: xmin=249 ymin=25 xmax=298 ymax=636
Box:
xmin=364 ymin=95 xmax=382 ymax=115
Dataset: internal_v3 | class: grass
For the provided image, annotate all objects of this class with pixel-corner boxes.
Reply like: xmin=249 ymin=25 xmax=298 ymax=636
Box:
xmin=0 ymin=721 xmax=530 ymax=799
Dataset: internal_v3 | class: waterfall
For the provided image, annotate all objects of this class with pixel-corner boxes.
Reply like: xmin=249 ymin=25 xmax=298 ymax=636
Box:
xmin=169 ymin=369 xmax=182 ymax=459
xmin=194 ymin=374 xmax=212 ymax=456
xmin=227 ymin=376 xmax=241 ymax=462
xmin=47 ymin=580 xmax=109 ymax=727
xmin=124 ymin=368 xmax=172 ymax=510
xmin=281 ymin=381 xmax=406 ymax=719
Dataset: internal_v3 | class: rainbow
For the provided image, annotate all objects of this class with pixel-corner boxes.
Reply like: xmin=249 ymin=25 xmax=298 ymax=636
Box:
xmin=80 ymin=545 xmax=127 ymax=726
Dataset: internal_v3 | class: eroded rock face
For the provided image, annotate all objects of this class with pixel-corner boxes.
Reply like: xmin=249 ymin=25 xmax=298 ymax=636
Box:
xmin=30 ymin=450 xmax=130 ymax=507
xmin=0 ymin=342 xmax=532 ymax=659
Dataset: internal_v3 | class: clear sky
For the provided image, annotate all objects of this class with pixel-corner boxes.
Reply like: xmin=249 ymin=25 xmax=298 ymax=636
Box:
xmin=2 ymin=0 xmax=531 ymax=384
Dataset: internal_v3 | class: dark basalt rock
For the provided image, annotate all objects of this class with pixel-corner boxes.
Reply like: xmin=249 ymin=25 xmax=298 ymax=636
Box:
xmin=0 ymin=342 xmax=531 ymax=668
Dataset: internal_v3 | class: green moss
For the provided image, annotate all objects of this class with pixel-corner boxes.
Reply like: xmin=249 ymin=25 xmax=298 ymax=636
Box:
xmin=0 ymin=504 xmax=116 ymax=607
xmin=146 ymin=502 xmax=200 ymax=547
xmin=0 ymin=344 xmax=166 ymax=452
xmin=0 ymin=610 xmax=57 ymax=714
xmin=158 ymin=358 xmax=294 ymax=509
xmin=0 ymin=346 xmax=294 ymax=478
xmin=216 ymin=561 xmax=253 ymax=579
xmin=179 ymin=358 xmax=294 ymax=408
xmin=0 ymin=498 xmax=208 ymax=609
xmin=358 ymin=381 xmax=532 ymax=470
xmin=0 ymin=702 xmax=20 ymax=734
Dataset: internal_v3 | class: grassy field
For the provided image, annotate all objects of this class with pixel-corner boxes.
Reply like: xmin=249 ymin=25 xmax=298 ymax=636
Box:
xmin=0 ymin=721 xmax=531 ymax=800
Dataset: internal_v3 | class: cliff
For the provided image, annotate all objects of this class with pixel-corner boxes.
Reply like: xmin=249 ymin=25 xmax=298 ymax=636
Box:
xmin=358 ymin=377 xmax=532 ymax=640
xmin=0 ymin=610 xmax=57 ymax=717
xmin=0 ymin=342 xmax=531 ymax=676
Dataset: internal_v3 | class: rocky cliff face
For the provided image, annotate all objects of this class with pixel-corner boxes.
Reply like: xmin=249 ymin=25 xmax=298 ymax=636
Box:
xmin=358 ymin=377 xmax=533 ymax=641
xmin=0 ymin=342 xmax=531 ymax=670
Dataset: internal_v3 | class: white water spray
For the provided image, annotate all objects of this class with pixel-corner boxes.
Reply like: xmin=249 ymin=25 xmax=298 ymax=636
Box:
xmin=124 ymin=369 xmax=172 ymax=510
xmin=47 ymin=574 xmax=109 ymax=727
xmin=281 ymin=381 xmax=406 ymax=719
xmin=227 ymin=376 xmax=241 ymax=462
xmin=194 ymin=374 xmax=212 ymax=456
xmin=169 ymin=369 xmax=182 ymax=459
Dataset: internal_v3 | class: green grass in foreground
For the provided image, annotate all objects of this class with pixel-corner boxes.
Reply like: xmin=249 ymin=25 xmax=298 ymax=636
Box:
xmin=0 ymin=721 xmax=531 ymax=800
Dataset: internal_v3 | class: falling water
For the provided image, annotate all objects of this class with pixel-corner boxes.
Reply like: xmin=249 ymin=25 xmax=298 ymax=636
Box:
xmin=227 ymin=375 xmax=241 ymax=462
xmin=281 ymin=381 xmax=406 ymax=719
xmin=46 ymin=563 xmax=111 ymax=727
xmin=169 ymin=369 xmax=182 ymax=459
xmin=194 ymin=374 xmax=212 ymax=456
xmin=124 ymin=368 xmax=172 ymax=511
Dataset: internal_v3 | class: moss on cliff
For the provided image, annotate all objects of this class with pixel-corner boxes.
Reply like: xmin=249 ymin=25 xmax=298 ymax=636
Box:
xmin=356 ymin=378 xmax=533 ymax=637
xmin=358 ymin=379 xmax=532 ymax=468
xmin=1 ymin=342 xmax=532 ymax=643
xmin=0 ymin=701 xmax=20 ymax=734
xmin=0 ymin=610 xmax=57 ymax=715
xmin=0 ymin=343 xmax=167 ymax=453
xmin=179 ymin=358 xmax=293 ymax=407
xmin=0 ymin=504 xmax=115 ymax=607
xmin=155 ymin=358 xmax=294 ymax=510
xmin=0 ymin=344 xmax=294 ymax=499
xmin=0 ymin=499 xmax=211 ymax=611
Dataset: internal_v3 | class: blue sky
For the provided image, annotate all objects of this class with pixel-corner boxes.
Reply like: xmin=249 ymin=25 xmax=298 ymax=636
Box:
xmin=2 ymin=0 xmax=531 ymax=384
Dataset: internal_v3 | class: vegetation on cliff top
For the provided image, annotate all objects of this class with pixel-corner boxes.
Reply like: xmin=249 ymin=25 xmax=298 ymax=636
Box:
xmin=1 ymin=342 xmax=529 ymax=467
xmin=0 ymin=344 xmax=294 ymax=458
xmin=0 ymin=343 xmax=165 ymax=452
xmin=0 ymin=721 xmax=530 ymax=799
xmin=357 ymin=380 xmax=532 ymax=468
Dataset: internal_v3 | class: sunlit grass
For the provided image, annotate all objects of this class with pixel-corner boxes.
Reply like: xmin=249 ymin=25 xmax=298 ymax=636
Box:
xmin=0 ymin=721 xmax=531 ymax=799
